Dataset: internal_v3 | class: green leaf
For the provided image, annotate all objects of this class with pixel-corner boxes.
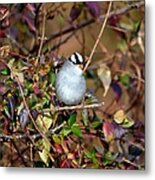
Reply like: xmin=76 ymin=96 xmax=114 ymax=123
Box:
xmin=71 ymin=124 xmax=82 ymax=137
xmin=57 ymin=14 xmax=65 ymax=27
xmin=84 ymin=151 xmax=93 ymax=159
xmin=52 ymin=134 xmax=61 ymax=144
xmin=49 ymin=71 xmax=56 ymax=86
xmin=81 ymin=110 xmax=88 ymax=126
xmin=91 ymin=120 xmax=101 ymax=129
xmin=0 ymin=68 xmax=10 ymax=75
xmin=61 ymin=127 xmax=71 ymax=137
xmin=42 ymin=97 xmax=50 ymax=107
xmin=25 ymin=81 xmax=33 ymax=92
xmin=68 ymin=113 xmax=77 ymax=127
xmin=120 ymin=74 xmax=130 ymax=86
xmin=121 ymin=117 xmax=134 ymax=128
xmin=28 ymin=96 xmax=37 ymax=107
xmin=117 ymin=39 xmax=128 ymax=52
xmin=4 ymin=106 xmax=11 ymax=119
xmin=103 ymin=152 xmax=114 ymax=165
xmin=84 ymin=150 xmax=97 ymax=164
xmin=133 ymin=21 xmax=141 ymax=34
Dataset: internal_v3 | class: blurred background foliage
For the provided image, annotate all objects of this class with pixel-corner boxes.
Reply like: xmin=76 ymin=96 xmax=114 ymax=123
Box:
xmin=0 ymin=1 xmax=144 ymax=169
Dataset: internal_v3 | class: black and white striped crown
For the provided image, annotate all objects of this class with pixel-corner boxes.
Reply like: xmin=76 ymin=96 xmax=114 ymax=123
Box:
xmin=68 ymin=52 xmax=84 ymax=65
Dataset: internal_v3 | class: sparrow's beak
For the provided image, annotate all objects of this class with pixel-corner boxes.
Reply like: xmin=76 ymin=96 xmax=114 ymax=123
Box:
xmin=78 ymin=64 xmax=84 ymax=70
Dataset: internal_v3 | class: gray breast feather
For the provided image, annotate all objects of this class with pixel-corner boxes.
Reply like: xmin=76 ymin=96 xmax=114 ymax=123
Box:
xmin=55 ymin=61 xmax=86 ymax=105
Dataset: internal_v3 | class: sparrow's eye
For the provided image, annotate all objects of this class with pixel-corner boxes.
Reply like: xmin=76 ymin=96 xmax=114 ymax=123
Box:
xmin=69 ymin=52 xmax=84 ymax=65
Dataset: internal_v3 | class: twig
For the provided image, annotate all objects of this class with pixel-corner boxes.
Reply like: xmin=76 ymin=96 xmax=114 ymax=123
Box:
xmin=122 ymin=157 xmax=141 ymax=169
xmin=0 ymin=122 xmax=66 ymax=142
xmin=137 ymin=33 xmax=144 ymax=54
xmin=0 ymin=8 xmax=9 ymax=21
xmin=14 ymin=76 xmax=52 ymax=147
xmin=42 ymin=102 xmax=104 ymax=112
xmin=51 ymin=31 xmax=75 ymax=51
xmin=83 ymin=1 xmax=112 ymax=72
xmin=35 ymin=9 xmax=46 ymax=66
xmin=44 ymin=1 xmax=144 ymax=47
xmin=107 ymin=24 xmax=128 ymax=33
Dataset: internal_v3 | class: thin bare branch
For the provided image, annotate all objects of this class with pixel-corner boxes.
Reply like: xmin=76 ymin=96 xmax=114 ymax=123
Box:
xmin=122 ymin=157 xmax=141 ymax=169
xmin=51 ymin=31 xmax=75 ymax=51
xmin=35 ymin=9 xmax=46 ymax=66
xmin=43 ymin=102 xmax=104 ymax=112
xmin=83 ymin=1 xmax=112 ymax=72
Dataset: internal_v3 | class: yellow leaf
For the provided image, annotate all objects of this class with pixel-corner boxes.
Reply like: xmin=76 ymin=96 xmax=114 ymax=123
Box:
xmin=36 ymin=113 xmax=53 ymax=132
xmin=15 ymin=72 xmax=24 ymax=83
xmin=38 ymin=138 xmax=55 ymax=165
xmin=52 ymin=134 xmax=61 ymax=144
xmin=114 ymin=109 xmax=135 ymax=128
xmin=39 ymin=149 xmax=49 ymax=166
xmin=97 ymin=65 xmax=111 ymax=97
xmin=114 ymin=109 xmax=125 ymax=124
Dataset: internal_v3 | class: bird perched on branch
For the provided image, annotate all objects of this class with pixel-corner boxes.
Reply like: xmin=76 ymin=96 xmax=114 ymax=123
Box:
xmin=55 ymin=52 xmax=86 ymax=105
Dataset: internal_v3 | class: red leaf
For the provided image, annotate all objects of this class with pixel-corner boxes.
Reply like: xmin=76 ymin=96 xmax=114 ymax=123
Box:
xmin=54 ymin=143 xmax=63 ymax=154
xmin=33 ymin=83 xmax=42 ymax=95
xmin=0 ymin=30 xmax=5 ymax=37
xmin=102 ymin=122 xmax=114 ymax=142
xmin=102 ymin=121 xmax=127 ymax=142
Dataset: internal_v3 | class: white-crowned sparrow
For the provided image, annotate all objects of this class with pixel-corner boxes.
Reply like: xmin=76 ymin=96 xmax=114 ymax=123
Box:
xmin=55 ymin=52 xmax=86 ymax=105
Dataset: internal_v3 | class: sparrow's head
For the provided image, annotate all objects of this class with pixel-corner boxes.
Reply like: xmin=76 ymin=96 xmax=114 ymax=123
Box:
xmin=68 ymin=52 xmax=84 ymax=65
